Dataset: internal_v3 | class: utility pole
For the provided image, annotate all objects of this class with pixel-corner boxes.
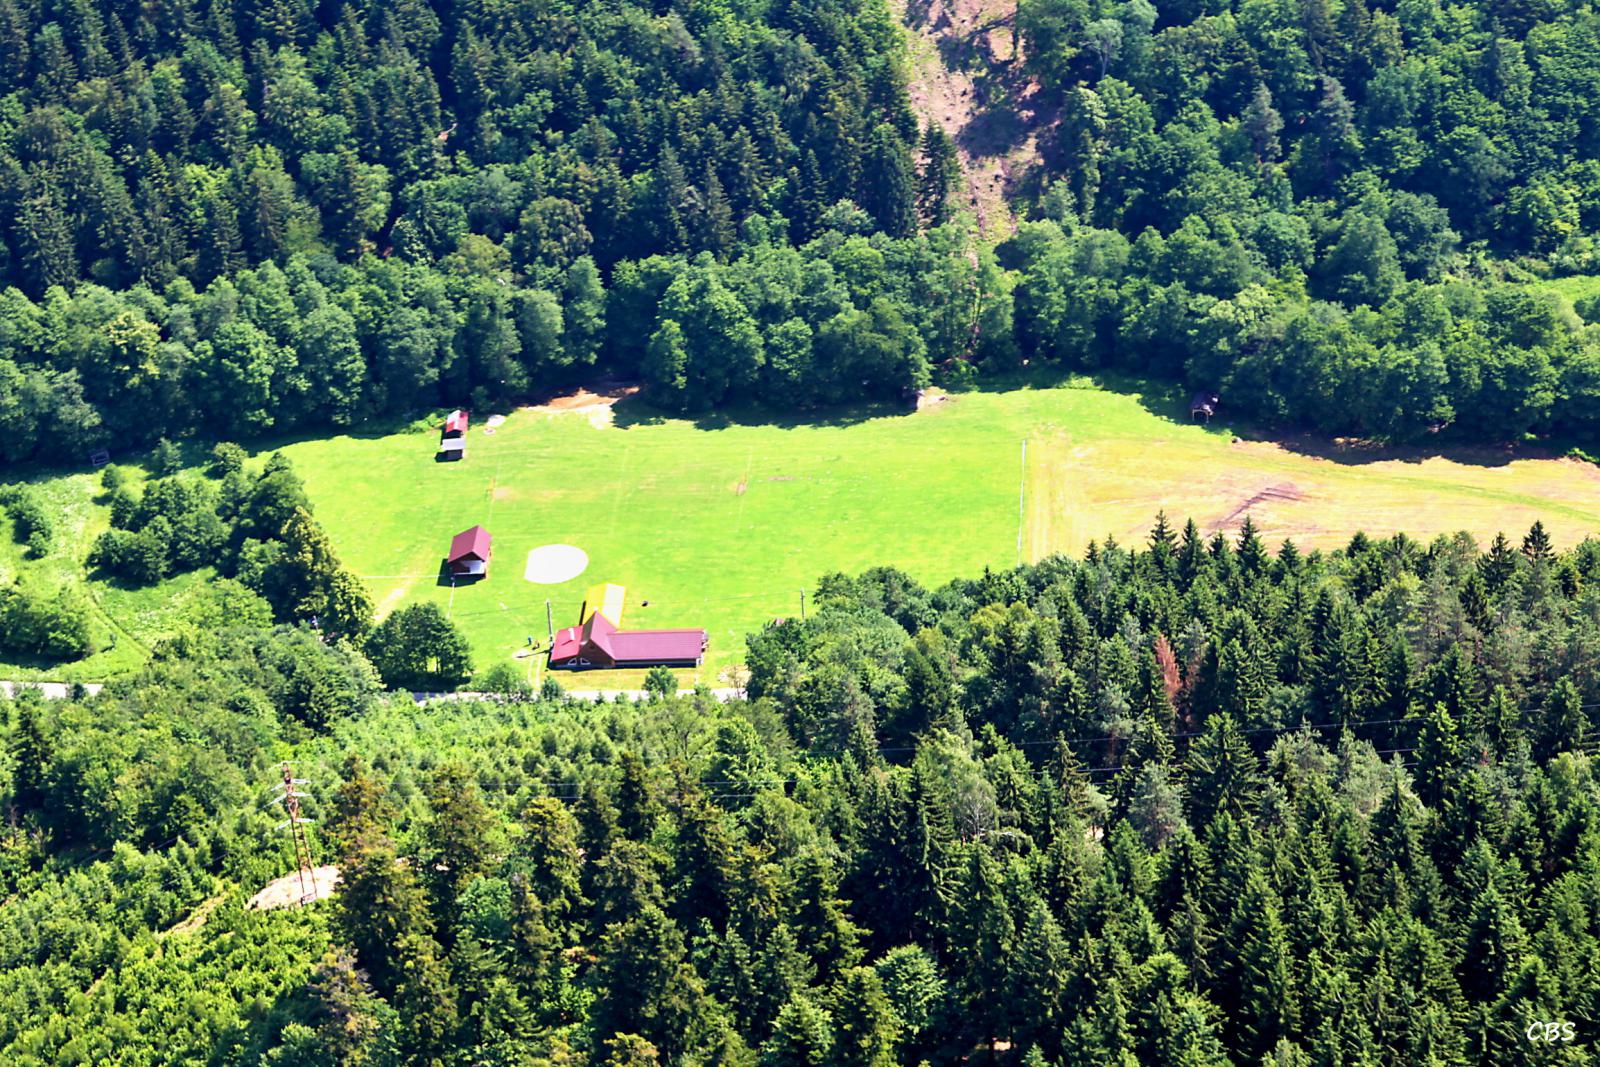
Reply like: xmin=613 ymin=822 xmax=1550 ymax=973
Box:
xmin=546 ymin=599 xmax=554 ymax=644
xmin=272 ymin=762 xmax=319 ymax=905
xmin=799 ymin=589 xmax=806 ymax=620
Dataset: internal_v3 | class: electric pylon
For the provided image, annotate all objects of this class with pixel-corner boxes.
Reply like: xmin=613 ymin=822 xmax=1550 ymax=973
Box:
xmin=271 ymin=762 xmax=320 ymax=904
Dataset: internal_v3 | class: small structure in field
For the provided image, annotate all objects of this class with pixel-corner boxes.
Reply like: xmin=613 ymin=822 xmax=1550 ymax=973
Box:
xmin=1190 ymin=391 xmax=1220 ymax=423
xmin=439 ymin=409 xmax=468 ymax=459
xmin=549 ymin=612 xmax=708 ymax=669
xmin=446 ymin=525 xmax=492 ymax=579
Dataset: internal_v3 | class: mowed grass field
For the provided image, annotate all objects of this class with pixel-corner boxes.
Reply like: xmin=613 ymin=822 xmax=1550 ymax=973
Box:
xmin=274 ymin=376 xmax=1600 ymax=687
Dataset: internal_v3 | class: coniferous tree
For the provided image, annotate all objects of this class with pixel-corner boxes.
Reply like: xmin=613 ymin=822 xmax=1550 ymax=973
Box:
xmin=916 ymin=124 xmax=960 ymax=227
xmin=860 ymin=125 xmax=917 ymax=238
xmin=1185 ymin=715 xmax=1259 ymax=828
xmin=8 ymin=700 xmax=52 ymax=814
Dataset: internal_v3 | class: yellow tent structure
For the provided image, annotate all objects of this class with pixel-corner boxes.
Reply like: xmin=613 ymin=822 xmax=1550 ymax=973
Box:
xmin=581 ymin=583 xmax=627 ymax=627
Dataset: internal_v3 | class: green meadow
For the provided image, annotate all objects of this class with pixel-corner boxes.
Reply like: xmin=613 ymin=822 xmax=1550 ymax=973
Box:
xmin=0 ymin=468 xmax=235 ymax=681
xmin=279 ymin=377 xmax=1600 ymax=686
xmin=7 ymin=375 xmax=1600 ymax=685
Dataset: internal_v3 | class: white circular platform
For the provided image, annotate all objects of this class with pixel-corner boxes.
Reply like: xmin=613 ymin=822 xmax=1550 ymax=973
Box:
xmin=524 ymin=544 xmax=588 ymax=583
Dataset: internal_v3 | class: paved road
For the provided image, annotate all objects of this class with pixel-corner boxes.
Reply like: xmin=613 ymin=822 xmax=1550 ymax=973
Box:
xmin=0 ymin=681 xmax=104 ymax=699
xmin=412 ymin=687 xmax=743 ymax=704
xmin=1 ymin=680 xmax=743 ymax=704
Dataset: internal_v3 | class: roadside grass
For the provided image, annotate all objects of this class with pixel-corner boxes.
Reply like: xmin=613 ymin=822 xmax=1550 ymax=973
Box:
xmin=6 ymin=374 xmax=1600 ymax=686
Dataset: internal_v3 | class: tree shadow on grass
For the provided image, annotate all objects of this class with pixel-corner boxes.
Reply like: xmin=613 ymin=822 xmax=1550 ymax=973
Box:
xmin=246 ymin=410 xmax=451 ymax=454
xmin=610 ymin=389 xmax=909 ymax=432
xmin=1122 ymin=380 xmax=1558 ymax=470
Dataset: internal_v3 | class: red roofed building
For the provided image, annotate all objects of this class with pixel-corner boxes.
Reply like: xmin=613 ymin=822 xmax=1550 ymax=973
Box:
xmin=549 ymin=612 xmax=707 ymax=669
xmin=447 ymin=525 xmax=492 ymax=578
xmin=439 ymin=410 xmax=468 ymax=459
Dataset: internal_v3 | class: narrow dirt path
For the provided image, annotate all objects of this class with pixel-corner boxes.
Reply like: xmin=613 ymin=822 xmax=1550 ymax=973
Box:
xmin=892 ymin=0 xmax=1054 ymax=236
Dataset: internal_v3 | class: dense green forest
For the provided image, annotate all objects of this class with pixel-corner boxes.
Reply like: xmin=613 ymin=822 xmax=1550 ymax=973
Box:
xmin=6 ymin=0 xmax=1600 ymax=455
xmin=4 ymin=517 xmax=1600 ymax=1063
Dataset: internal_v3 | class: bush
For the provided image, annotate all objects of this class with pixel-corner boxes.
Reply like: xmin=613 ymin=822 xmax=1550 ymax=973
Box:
xmin=100 ymin=465 xmax=128 ymax=492
xmin=102 ymin=477 xmax=226 ymax=580
xmin=209 ymin=442 xmax=247 ymax=478
xmin=1575 ymin=293 xmax=1600 ymax=324
xmin=108 ymin=486 xmax=140 ymax=529
xmin=0 ymin=582 xmax=96 ymax=660
xmin=0 ymin=485 xmax=53 ymax=555
xmin=643 ymin=665 xmax=677 ymax=699
xmin=89 ymin=527 xmax=168 ymax=585
xmin=149 ymin=438 xmax=183 ymax=475
xmin=477 ymin=661 xmax=533 ymax=701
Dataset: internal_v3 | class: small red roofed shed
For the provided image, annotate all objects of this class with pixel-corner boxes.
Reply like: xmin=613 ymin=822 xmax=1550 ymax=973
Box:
xmin=447 ymin=525 xmax=491 ymax=578
xmin=444 ymin=410 xmax=469 ymax=435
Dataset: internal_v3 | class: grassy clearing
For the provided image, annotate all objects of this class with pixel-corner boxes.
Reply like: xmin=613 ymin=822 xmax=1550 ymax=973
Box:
xmin=1532 ymin=273 xmax=1600 ymax=319
xmin=0 ymin=472 xmax=155 ymax=680
xmin=6 ymin=374 xmax=1600 ymax=685
xmin=276 ymin=375 xmax=1600 ymax=686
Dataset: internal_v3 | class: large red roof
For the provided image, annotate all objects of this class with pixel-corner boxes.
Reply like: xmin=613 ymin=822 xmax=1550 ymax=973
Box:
xmin=448 ymin=525 xmax=491 ymax=562
xmin=444 ymin=409 xmax=469 ymax=434
xmin=608 ymin=628 xmax=708 ymax=662
xmin=549 ymin=612 xmax=706 ymax=666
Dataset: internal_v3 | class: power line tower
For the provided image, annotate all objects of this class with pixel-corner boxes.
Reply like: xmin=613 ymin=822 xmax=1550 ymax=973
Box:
xmin=271 ymin=762 xmax=320 ymax=905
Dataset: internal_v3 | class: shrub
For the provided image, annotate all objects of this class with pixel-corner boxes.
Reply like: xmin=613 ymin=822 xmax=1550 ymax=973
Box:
xmin=149 ymin=438 xmax=183 ymax=475
xmin=108 ymin=486 xmax=140 ymax=529
xmin=643 ymin=665 xmax=677 ymax=699
xmin=477 ymin=661 xmax=533 ymax=701
xmin=89 ymin=527 xmax=168 ymax=585
xmin=209 ymin=442 xmax=247 ymax=478
xmin=100 ymin=465 xmax=128 ymax=492
xmin=0 ymin=582 xmax=96 ymax=660
xmin=1 ymin=485 xmax=53 ymax=555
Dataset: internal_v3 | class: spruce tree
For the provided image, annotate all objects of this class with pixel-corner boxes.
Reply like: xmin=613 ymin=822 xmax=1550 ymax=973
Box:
xmin=916 ymin=124 xmax=960 ymax=227
xmin=859 ymin=124 xmax=917 ymax=238
xmin=8 ymin=699 xmax=52 ymax=814
xmin=829 ymin=967 xmax=899 ymax=1067
xmin=1185 ymin=715 xmax=1259 ymax=828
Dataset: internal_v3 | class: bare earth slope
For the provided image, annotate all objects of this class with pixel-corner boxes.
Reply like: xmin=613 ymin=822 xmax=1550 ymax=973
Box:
xmin=894 ymin=0 xmax=1053 ymax=234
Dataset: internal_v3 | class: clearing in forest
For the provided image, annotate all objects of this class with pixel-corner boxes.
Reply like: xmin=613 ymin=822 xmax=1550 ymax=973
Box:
xmin=273 ymin=377 xmax=1600 ymax=686
xmin=7 ymin=376 xmax=1600 ymax=685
